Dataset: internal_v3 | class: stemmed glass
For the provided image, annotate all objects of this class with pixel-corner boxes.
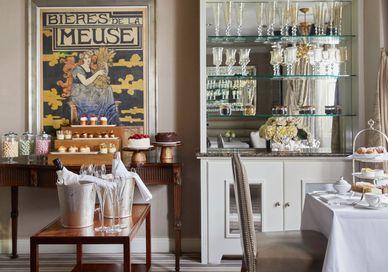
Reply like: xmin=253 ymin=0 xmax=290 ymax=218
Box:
xmin=290 ymin=3 xmax=299 ymax=36
xmin=106 ymin=179 xmax=120 ymax=233
xmin=279 ymin=1 xmax=290 ymax=36
xmin=270 ymin=44 xmax=283 ymax=76
xmin=239 ymin=48 xmax=251 ymax=76
xmin=339 ymin=46 xmax=348 ymax=74
xmin=225 ymin=48 xmax=237 ymax=76
xmin=328 ymin=45 xmax=340 ymax=75
xmin=212 ymin=3 xmax=222 ymax=36
xmin=284 ymin=45 xmax=298 ymax=75
xmin=212 ymin=47 xmax=223 ymax=75
xmin=309 ymin=46 xmax=323 ymax=74
xmin=321 ymin=49 xmax=330 ymax=75
xmin=267 ymin=0 xmax=277 ymax=36
xmin=223 ymin=1 xmax=232 ymax=36
xmin=93 ymin=165 xmax=108 ymax=232
xmin=334 ymin=2 xmax=343 ymax=35
xmin=116 ymin=177 xmax=129 ymax=229
xmin=235 ymin=2 xmax=244 ymax=37
xmin=256 ymin=2 xmax=267 ymax=37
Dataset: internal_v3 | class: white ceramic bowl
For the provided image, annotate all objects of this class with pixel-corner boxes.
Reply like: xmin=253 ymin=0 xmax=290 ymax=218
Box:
xmin=334 ymin=184 xmax=351 ymax=194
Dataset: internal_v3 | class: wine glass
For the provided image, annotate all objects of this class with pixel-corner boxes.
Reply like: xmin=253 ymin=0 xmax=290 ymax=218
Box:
xmin=225 ymin=48 xmax=237 ymax=76
xmin=284 ymin=45 xmax=298 ymax=75
xmin=290 ymin=3 xmax=299 ymax=36
xmin=239 ymin=48 xmax=251 ymax=76
xmin=270 ymin=44 xmax=283 ymax=76
xmin=223 ymin=1 xmax=232 ymax=36
xmin=212 ymin=47 xmax=223 ymax=75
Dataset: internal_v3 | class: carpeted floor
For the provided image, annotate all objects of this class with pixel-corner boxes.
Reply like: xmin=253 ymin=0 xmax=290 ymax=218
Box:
xmin=0 ymin=253 xmax=241 ymax=272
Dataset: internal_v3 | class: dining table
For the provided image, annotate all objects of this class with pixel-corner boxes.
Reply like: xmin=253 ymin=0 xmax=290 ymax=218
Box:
xmin=301 ymin=192 xmax=388 ymax=272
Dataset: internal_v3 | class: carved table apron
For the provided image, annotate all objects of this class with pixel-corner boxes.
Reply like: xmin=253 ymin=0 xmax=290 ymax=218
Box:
xmin=0 ymin=161 xmax=182 ymax=272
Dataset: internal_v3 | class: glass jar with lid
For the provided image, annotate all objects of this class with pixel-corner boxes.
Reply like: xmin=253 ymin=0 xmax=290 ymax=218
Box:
xmin=2 ymin=132 xmax=19 ymax=163
xmin=20 ymin=132 xmax=35 ymax=161
xmin=35 ymin=131 xmax=51 ymax=157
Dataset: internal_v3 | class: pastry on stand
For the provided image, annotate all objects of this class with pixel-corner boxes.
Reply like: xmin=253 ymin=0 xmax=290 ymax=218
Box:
xmin=154 ymin=132 xmax=182 ymax=163
xmin=122 ymin=134 xmax=154 ymax=165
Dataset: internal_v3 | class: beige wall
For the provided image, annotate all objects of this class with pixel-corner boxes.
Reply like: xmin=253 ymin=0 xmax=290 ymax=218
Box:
xmin=0 ymin=0 xmax=200 ymax=253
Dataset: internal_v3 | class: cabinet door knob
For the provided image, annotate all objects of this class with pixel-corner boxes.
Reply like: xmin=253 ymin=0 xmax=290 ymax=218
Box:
xmin=274 ymin=202 xmax=281 ymax=207
xmin=284 ymin=202 xmax=291 ymax=207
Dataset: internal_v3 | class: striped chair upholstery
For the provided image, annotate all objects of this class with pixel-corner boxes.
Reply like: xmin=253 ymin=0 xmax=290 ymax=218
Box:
xmin=231 ymin=153 xmax=327 ymax=272
xmin=231 ymin=153 xmax=257 ymax=271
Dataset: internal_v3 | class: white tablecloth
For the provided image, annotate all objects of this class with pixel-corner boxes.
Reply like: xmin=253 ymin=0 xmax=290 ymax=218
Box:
xmin=301 ymin=193 xmax=388 ymax=272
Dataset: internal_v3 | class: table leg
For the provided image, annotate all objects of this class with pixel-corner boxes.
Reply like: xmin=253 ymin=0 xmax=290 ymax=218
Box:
xmin=173 ymin=166 xmax=182 ymax=272
xmin=11 ymin=186 xmax=18 ymax=259
xmin=30 ymin=239 xmax=38 ymax=272
xmin=146 ymin=208 xmax=151 ymax=270
xmin=76 ymin=244 xmax=82 ymax=265
xmin=124 ymin=241 xmax=131 ymax=272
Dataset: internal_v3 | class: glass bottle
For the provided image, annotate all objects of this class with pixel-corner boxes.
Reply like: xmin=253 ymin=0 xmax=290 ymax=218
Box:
xmin=2 ymin=132 xmax=19 ymax=163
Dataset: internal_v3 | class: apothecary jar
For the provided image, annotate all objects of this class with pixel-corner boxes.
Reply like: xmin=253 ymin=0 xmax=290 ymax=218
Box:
xmin=2 ymin=132 xmax=19 ymax=163
xmin=35 ymin=131 xmax=51 ymax=157
xmin=20 ymin=132 xmax=35 ymax=159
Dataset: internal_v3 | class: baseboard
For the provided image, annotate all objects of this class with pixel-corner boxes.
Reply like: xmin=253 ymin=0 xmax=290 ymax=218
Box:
xmin=0 ymin=238 xmax=200 ymax=254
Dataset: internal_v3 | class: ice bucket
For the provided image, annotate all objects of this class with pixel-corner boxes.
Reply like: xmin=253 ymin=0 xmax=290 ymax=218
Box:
xmin=104 ymin=178 xmax=135 ymax=218
xmin=57 ymin=181 xmax=96 ymax=228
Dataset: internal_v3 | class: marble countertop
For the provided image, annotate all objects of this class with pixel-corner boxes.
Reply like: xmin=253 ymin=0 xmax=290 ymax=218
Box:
xmin=197 ymin=148 xmax=351 ymax=158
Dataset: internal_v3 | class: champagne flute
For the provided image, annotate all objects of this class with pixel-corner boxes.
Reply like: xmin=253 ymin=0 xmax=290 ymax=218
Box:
xmin=223 ymin=1 xmax=232 ymax=36
xmin=256 ymin=2 xmax=266 ymax=37
xmin=235 ymin=2 xmax=244 ymax=37
xmin=290 ymin=3 xmax=299 ymax=36
xmin=212 ymin=47 xmax=223 ymax=75
xmin=225 ymin=48 xmax=237 ymax=75
xmin=267 ymin=0 xmax=277 ymax=36
xmin=239 ymin=48 xmax=251 ymax=76
xmin=213 ymin=3 xmax=222 ymax=36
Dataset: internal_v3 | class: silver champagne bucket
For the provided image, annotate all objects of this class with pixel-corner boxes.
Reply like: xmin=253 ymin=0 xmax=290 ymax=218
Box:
xmin=104 ymin=178 xmax=135 ymax=218
xmin=57 ymin=181 xmax=96 ymax=228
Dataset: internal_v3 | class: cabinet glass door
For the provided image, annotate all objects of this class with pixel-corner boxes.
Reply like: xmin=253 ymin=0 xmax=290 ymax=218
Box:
xmin=226 ymin=182 xmax=262 ymax=237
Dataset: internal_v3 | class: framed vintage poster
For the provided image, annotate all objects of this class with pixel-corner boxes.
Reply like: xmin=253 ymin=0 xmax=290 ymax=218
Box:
xmin=28 ymin=0 xmax=156 ymax=135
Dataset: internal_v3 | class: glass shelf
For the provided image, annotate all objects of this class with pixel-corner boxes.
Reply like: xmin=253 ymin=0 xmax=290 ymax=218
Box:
xmin=207 ymin=113 xmax=356 ymax=119
xmin=208 ymin=35 xmax=355 ymax=45
xmin=207 ymin=0 xmax=352 ymax=3
xmin=207 ymin=74 xmax=356 ymax=80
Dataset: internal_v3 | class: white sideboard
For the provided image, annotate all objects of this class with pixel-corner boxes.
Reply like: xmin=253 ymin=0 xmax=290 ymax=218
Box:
xmin=199 ymin=156 xmax=351 ymax=264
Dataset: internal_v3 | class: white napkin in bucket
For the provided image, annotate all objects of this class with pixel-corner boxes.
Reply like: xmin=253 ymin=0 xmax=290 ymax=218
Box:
xmin=56 ymin=167 xmax=114 ymax=189
xmin=112 ymin=157 xmax=152 ymax=202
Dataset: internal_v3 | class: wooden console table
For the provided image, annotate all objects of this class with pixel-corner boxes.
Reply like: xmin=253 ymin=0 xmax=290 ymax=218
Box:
xmin=31 ymin=204 xmax=151 ymax=272
xmin=0 ymin=158 xmax=182 ymax=271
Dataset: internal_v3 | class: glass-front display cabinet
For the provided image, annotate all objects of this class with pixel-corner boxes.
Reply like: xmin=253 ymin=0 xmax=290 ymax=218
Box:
xmin=202 ymin=0 xmax=359 ymax=154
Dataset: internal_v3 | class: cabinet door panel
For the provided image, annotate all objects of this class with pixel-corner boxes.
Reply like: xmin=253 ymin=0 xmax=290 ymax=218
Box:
xmin=283 ymin=159 xmax=351 ymax=230
xmin=207 ymin=159 xmax=283 ymax=263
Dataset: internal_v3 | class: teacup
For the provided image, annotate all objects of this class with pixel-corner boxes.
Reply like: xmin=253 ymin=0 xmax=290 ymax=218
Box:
xmin=364 ymin=193 xmax=382 ymax=207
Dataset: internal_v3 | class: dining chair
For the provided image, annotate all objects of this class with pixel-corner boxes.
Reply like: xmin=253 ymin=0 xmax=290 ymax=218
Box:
xmin=231 ymin=153 xmax=328 ymax=272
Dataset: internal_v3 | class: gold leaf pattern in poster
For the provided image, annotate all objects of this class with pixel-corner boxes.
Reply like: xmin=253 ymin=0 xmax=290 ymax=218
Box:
xmin=43 ymin=88 xmax=65 ymax=110
xmin=43 ymin=114 xmax=69 ymax=129
xmin=113 ymin=54 xmax=144 ymax=68
xmin=119 ymin=115 xmax=144 ymax=124
xmin=42 ymin=52 xmax=78 ymax=67
xmin=111 ymin=74 xmax=144 ymax=95
xmin=42 ymin=29 xmax=52 ymax=37
xmin=121 ymin=107 xmax=144 ymax=115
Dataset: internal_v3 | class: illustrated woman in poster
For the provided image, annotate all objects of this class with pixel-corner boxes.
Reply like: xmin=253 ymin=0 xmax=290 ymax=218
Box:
xmin=70 ymin=49 xmax=119 ymax=124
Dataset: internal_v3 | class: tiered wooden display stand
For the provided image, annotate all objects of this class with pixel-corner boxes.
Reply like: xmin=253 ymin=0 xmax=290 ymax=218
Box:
xmin=48 ymin=126 xmax=141 ymax=166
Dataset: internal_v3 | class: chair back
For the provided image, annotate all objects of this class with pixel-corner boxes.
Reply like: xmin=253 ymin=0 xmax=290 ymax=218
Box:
xmin=231 ymin=153 xmax=256 ymax=272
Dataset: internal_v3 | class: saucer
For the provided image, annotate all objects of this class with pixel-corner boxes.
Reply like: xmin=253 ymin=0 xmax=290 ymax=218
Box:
xmin=354 ymin=202 xmax=388 ymax=210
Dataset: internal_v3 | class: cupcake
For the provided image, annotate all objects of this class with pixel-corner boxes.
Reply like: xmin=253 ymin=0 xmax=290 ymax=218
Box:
xmin=80 ymin=115 xmax=88 ymax=126
xmin=100 ymin=115 xmax=108 ymax=126
xmin=81 ymin=133 xmax=88 ymax=138
xmin=68 ymin=146 xmax=78 ymax=153
xmin=109 ymin=131 xmax=115 ymax=138
xmin=100 ymin=143 xmax=108 ymax=154
xmin=64 ymin=130 xmax=72 ymax=140
xmin=96 ymin=133 xmax=102 ymax=138
xmin=72 ymin=132 xmax=80 ymax=139
xmin=80 ymin=146 xmax=90 ymax=153
xmin=57 ymin=146 xmax=67 ymax=153
xmin=90 ymin=115 xmax=98 ymax=125
xmin=88 ymin=133 xmax=94 ymax=138
xmin=108 ymin=143 xmax=117 ymax=154
xmin=102 ymin=133 xmax=109 ymax=138
xmin=56 ymin=130 xmax=65 ymax=140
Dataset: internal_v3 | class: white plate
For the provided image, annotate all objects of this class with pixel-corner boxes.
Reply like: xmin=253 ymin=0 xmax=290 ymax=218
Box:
xmin=125 ymin=145 xmax=154 ymax=151
xmin=70 ymin=125 xmax=116 ymax=127
xmin=354 ymin=202 xmax=388 ymax=210
xmin=154 ymin=141 xmax=181 ymax=146
xmin=352 ymin=172 xmax=388 ymax=180
xmin=57 ymin=137 xmax=119 ymax=140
